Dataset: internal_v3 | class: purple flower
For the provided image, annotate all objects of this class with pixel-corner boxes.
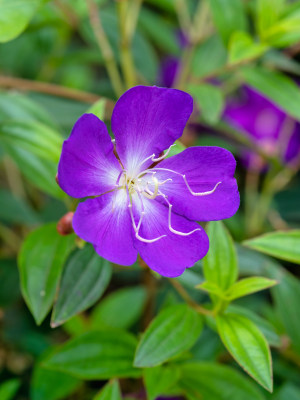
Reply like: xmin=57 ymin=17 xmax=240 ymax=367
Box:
xmin=58 ymin=86 xmax=239 ymax=277
xmin=224 ymin=86 xmax=300 ymax=170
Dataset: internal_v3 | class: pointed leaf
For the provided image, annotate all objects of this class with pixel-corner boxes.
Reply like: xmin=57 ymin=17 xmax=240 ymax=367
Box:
xmin=179 ymin=362 xmax=265 ymax=400
xmin=227 ymin=277 xmax=277 ymax=300
xmin=244 ymin=230 xmax=300 ymax=264
xmin=228 ymin=31 xmax=268 ymax=65
xmin=91 ymin=286 xmax=147 ymax=330
xmin=93 ymin=380 xmax=122 ymax=400
xmin=144 ymin=365 xmax=180 ymax=400
xmin=216 ymin=313 xmax=273 ymax=391
xmin=203 ymin=221 xmax=238 ymax=292
xmin=0 ymin=379 xmax=20 ymax=400
xmin=43 ymin=330 xmax=140 ymax=379
xmin=18 ymin=223 xmax=75 ymax=324
xmin=188 ymin=84 xmax=224 ymax=124
xmin=52 ymin=245 xmax=112 ymax=327
xmin=134 ymin=304 xmax=203 ymax=367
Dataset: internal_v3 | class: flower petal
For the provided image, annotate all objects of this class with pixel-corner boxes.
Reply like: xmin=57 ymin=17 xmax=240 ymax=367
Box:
xmin=111 ymin=86 xmax=193 ymax=175
xmin=132 ymin=196 xmax=209 ymax=277
xmin=73 ymin=190 xmax=137 ymax=266
xmin=58 ymin=114 xmax=122 ymax=198
xmin=153 ymin=147 xmax=239 ymax=221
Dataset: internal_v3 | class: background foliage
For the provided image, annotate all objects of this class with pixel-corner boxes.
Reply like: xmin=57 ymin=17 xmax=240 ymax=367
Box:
xmin=0 ymin=0 xmax=300 ymax=399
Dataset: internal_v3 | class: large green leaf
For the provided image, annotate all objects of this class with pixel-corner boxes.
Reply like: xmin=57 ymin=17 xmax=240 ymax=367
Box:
xmin=134 ymin=304 xmax=203 ymax=367
xmin=242 ymin=66 xmax=300 ymax=121
xmin=51 ymin=245 xmax=112 ymax=327
xmin=93 ymin=380 xmax=122 ymax=400
xmin=188 ymin=84 xmax=224 ymax=124
xmin=216 ymin=313 xmax=272 ymax=391
xmin=0 ymin=379 xmax=20 ymax=400
xmin=91 ymin=286 xmax=147 ymax=330
xmin=18 ymin=223 xmax=75 ymax=324
xmin=179 ymin=362 xmax=265 ymax=400
xmin=208 ymin=0 xmax=248 ymax=45
xmin=228 ymin=31 xmax=268 ymax=64
xmin=144 ymin=365 xmax=180 ymax=400
xmin=266 ymin=266 xmax=300 ymax=354
xmin=0 ymin=0 xmax=43 ymax=43
xmin=43 ymin=330 xmax=140 ymax=379
xmin=256 ymin=0 xmax=285 ymax=36
xmin=31 ymin=366 xmax=81 ymax=400
xmin=203 ymin=221 xmax=238 ymax=293
xmin=244 ymin=230 xmax=300 ymax=264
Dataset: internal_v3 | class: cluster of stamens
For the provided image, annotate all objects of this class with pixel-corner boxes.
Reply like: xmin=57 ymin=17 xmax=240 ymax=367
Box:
xmin=114 ymin=144 xmax=221 ymax=243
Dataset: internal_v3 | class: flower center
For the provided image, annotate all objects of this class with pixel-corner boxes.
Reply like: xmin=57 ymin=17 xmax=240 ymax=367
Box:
xmin=114 ymin=144 xmax=222 ymax=244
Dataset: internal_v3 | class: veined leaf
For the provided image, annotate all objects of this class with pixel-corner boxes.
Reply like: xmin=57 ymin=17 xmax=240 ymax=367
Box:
xmin=226 ymin=277 xmax=277 ymax=300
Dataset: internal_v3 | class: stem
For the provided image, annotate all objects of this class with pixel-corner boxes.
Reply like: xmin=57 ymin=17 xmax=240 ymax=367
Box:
xmin=170 ymin=279 xmax=213 ymax=316
xmin=117 ymin=0 xmax=137 ymax=88
xmin=0 ymin=75 xmax=115 ymax=118
xmin=86 ymin=0 xmax=124 ymax=97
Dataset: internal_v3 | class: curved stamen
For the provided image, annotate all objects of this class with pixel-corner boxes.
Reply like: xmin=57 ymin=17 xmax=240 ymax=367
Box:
xmin=116 ymin=169 xmax=125 ymax=186
xmin=158 ymin=191 xmax=201 ymax=236
xmin=151 ymin=144 xmax=176 ymax=162
xmin=143 ymin=176 xmax=159 ymax=199
xmin=151 ymin=167 xmax=222 ymax=196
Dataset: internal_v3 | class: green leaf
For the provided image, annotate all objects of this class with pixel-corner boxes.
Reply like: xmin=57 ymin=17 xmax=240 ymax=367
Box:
xmin=18 ymin=223 xmax=75 ymax=324
xmin=226 ymin=277 xmax=277 ymax=300
xmin=0 ymin=259 xmax=20 ymax=306
xmin=228 ymin=305 xmax=281 ymax=347
xmin=0 ymin=189 xmax=39 ymax=225
xmin=43 ymin=330 xmax=140 ymax=379
xmin=244 ymin=230 xmax=300 ymax=264
xmin=228 ymin=31 xmax=268 ymax=65
xmin=93 ymin=380 xmax=122 ymax=400
xmin=144 ymin=365 xmax=180 ymax=400
xmin=51 ymin=245 xmax=112 ymax=327
xmin=91 ymin=286 xmax=146 ymax=330
xmin=275 ymin=383 xmax=300 ymax=400
xmin=256 ymin=0 xmax=285 ymax=36
xmin=31 ymin=366 xmax=81 ymax=400
xmin=203 ymin=221 xmax=238 ymax=293
xmin=216 ymin=313 xmax=273 ymax=391
xmin=87 ymin=100 xmax=106 ymax=120
xmin=196 ymin=280 xmax=223 ymax=297
xmin=134 ymin=304 xmax=203 ymax=367
xmin=242 ymin=66 xmax=300 ymax=121
xmin=0 ymin=120 xmax=64 ymax=198
xmin=179 ymin=362 xmax=265 ymax=400
xmin=0 ymin=379 xmax=20 ymax=400
xmin=0 ymin=0 xmax=43 ymax=43
xmin=192 ymin=35 xmax=227 ymax=78
xmin=188 ymin=84 xmax=224 ymax=124
xmin=207 ymin=0 xmax=248 ymax=45
xmin=266 ymin=266 xmax=300 ymax=354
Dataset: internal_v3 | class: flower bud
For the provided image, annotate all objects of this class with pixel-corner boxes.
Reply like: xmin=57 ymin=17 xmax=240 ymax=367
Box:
xmin=57 ymin=212 xmax=74 ymax=236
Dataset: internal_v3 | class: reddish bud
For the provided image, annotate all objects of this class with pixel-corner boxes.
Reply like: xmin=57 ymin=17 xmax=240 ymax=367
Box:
xmin=57 ymin=212 xmax=74 ymax=236
xmin=55 ymin=173 xmax=59 ymax=186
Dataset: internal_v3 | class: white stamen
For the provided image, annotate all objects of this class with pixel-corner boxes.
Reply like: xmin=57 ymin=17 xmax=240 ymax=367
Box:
xmin=158 ymin=191 xmax=201 ymax=236
xmin=151 ymin=144 xmax=176 ymax=162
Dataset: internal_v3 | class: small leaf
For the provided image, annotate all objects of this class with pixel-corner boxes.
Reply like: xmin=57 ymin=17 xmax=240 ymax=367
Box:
xmin=244 ymin=230 xmax=300 ymax=264
xmin=31 ymin=366 xmax=81 ymax=400
xmin=228 ymin=305 xmax=281 ymax=347
xmin=207 ymin=0 xmax=248 ymax=45
xmin=87 ymin=100 xmax=106 ymax=120
xmin=203 ymin=221 xmax=238 ymax=293
xmin=179 ymin=362 xmax=265 ymax=400
xmin=134 ymin=304 xmax=203 ymax=367
xmin=52 ymin=245 xmax=112 ymax=327
xmin=43 ymin=330 xmax=140 ymax=379
xmin=216 ymin=313 xmax=273 ymax=391
xmin=0 ymin=379 xmax=20 ymax=400
xmin=189 ymin=84 xmax=224 ymax=124
xmin=256 ymin=0 xmax=285 ymax=36
xmin=196 ymin=281 xmax=224 ymax=297
xmin=18 ymin=223 xmax=75 ymax=324
xmin=242 ymin=66 xmax=300 ymax=121
xmin=91 ymin=286 xmax=147 ymax=330
xmin=0 ymin=0 xmax=43 ymax=43
xmin=93 ymin=380 xmax=122 ymax=400
xmin=228 ymin=31 xmax=268 ymax=65
xmin=144 ymin=365 xmax=180 ymax=400
xmin=226 ymin=277 xmax=277 ymax=300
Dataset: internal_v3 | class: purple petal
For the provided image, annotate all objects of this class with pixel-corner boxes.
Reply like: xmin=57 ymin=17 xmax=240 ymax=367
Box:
xmin=58 ymin=114 xmax=122 ymax=198
xmin=111 ymin=86 xmax=193 ymax=174
xmin=132 ymin=197 xmax=209 ymax=277
xmin=153 ymin=147 xmax=239 ymax=221
xmin=72 ymin=191 xmax=137 ymax=266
